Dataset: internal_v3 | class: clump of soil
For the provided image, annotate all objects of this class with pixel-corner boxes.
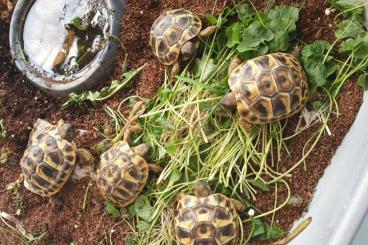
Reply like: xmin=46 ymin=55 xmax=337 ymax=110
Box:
xmin=0 ymin=0 xmax=363 ymax=244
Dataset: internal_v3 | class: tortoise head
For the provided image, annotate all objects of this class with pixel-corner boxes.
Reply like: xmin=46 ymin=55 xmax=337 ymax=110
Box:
xmin=57 ymin=120 xmax=76 ymax=142
xmin=193 ymin=180 xmax=211 ymax=197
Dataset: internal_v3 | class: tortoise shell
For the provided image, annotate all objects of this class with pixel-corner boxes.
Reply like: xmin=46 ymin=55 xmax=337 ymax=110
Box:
xmin=96 ymin=141 xmax=149 ymax=207
xmin=176 ymin=193 xmax=239 ymax=245
xmin=150 ymin=9 xmax=202 ymax=65
xmin=228 ymin=53 xmax=308 ymax=124
xmin=20 ymin=124 xmax=77 ymax=197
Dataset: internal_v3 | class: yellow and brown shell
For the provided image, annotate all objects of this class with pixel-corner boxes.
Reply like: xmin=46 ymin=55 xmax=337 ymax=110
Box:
xmin=96 ymin=141 xmax=149 ymax=207
xmin=150 ymin=9 xmax=202 ymax=65
xmin=20 ymin=125 xmax=77 ymax=197
xmin=176 ymin=193 xmax=239 ymax=245
xmin=229 ymin=53 xmax=308 ymax=124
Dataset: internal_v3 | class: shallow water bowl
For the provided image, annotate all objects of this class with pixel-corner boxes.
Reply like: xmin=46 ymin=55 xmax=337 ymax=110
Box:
xmin=9 ymin=0 xmax=125 ymax=96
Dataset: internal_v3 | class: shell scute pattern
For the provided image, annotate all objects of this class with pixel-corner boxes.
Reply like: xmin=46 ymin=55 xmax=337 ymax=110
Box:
xmin=176 ymin=194 xmax=238 ymax=245
xmin=150 ymin=9 xmax=202 ymax=65
xmin=97 ymin=141 xmax=149 ymax=207
xmin=230 ymin=53 xmax=308 ymax=124
xmin=20 ymin=127 xmax=76 ymax=197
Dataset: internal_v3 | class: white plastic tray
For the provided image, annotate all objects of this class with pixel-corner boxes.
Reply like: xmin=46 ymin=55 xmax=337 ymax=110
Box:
xmin=290 ymin=92 xmax=368 ymax=245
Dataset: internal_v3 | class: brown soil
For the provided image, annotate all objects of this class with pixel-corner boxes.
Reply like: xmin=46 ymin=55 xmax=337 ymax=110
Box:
xmin=0 ymin=0 xmax=363 ymax=244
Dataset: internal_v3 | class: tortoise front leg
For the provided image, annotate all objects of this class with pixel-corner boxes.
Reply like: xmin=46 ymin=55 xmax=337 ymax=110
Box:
xmin=198 ymin=26 xmax=217 ymax=38
xmin=170 ymin=60 xmax=181 ymax=80
xmin=71 ymin=148 xmax=95 ymax=181
xmin=221 ymin=92 xmax=237 ymax=109
xmin=239 ymin=119 xmax=253 ymax=133
xmin=228 ymin=57 xmax=242 ymax=76
xmin=230 ymin=198 xmax=246 ymax=213
xmin=148 ymin=163 xmax=162 ymax=173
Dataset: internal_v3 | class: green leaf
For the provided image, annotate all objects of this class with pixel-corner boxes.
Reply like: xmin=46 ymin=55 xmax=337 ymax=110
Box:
xmin=165 ymin=143 xmax=177 ymax=155
xmin=241 ymin=21 xmax=274 ymax=47
xmin=301 ymin=40 xmax=331 ymax=60
xmin=301 ymin=40 xmax=337 ymax=91
xmin=177 ymin=76 xmax=225 ymax=95
xmin=236 ymin=4 xmax=254 ymax=25
xmin=339 ymin=38 xmax=362 ymax=53
xmin=268 ymin=31 xmax=289 ymax=52
xmin=358 ymin=73 xmax=368 ymax=90
xmin=136 ymin=220 xmax=150 ymax=232
xmin=126 ymin=235 xmax=136 ymax=245
xmin=158 ymin=146 xmax=166 ymax=160
xmin=248 ymin=179 xmax=270 ymax=191
xmin=226 ymin=22 xmax=241 ymax=48
xmin=204 ymin=14 xmax=218 ymax=25
xmin=168 ymin=168 xmax=183 ymax=187
xmin=105 ymin=202 xmax=121 ymax=218
xmin=134 ymin=195 xmax=153 ymax=222
xmin=266 ymin=5 xmax=300 ymax=33
xmin=260 ymin=223 xmax=284 ymax=240
xmin=329 ymin=0 xmax=365 ymax=21
xmin=251 ymin=219 xmax=284 ymax=240
xmin=63 ymin=64 xmax=145 ymax=108
xmin=251 ymin=219 xmax=266 ymax=237
xmin=335 ymin=19 xmax=364 ymax=39
xmin=193 ymin=57 xmax=218 ymax=80
xmin=339 ymin=33 xmax=368 ymax=59
xmin=128 ymin=204 xmax=137 ymax=217
xmin=67 ymin=17 xmax=89 ymax=31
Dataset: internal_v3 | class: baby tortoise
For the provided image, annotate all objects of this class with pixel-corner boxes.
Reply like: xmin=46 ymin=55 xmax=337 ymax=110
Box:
xmin=96 ymin=101 xmax=161 ymax=208
xmin=150 ymin=9 xmax=217 ymax=79
xmin=175 ymin=181 xmax=245 ymax=245
xmin=17 ymin=119 xmax=94 ymax=198
xmin=222 ymin=49 xmax=308 ymax=130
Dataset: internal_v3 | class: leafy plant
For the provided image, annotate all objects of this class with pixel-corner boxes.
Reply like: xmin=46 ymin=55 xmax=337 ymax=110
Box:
xmin=62 ymin=64 xmax=146 ymax=108
xmin=301 ymin=40 xmax=337 ymax=92
xmin=251 ymin=218 xmax=284 ymax=240
xmin=105 ymin=202 xmax=121 ymax=218
xmin=328 ymin=0 xmax=366 ymax=23
xmin=225 ymin=5 xmax=300 ymax=58
xmin=104 ymin=2 xmax=368 ymax=244
xmin=332 ymin=2 xmax=368 ymax=91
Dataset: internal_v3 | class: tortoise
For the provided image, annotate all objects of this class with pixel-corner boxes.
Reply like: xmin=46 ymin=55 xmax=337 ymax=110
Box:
xmin=222 ymin=50 xmax=309 ymax=130
xmin=150 ymin=9 xmax=217 ymax=78
xmin=175 ymin=181 xmax=245 ymax=245
xmin=17 ymin=119 xmax=94 ymax=198
xmin=96 ymin=101 xmax=161 ymax=208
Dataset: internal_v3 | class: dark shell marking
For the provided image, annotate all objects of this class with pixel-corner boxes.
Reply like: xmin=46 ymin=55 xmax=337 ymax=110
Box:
xmin=176 ymin=193 xmax=239 ymax=245
xmin=229 ymin=53 xmax=308 ymax=124
xmin=96 ymin=141 xmax=149 ymax=207
xmin=20 ymin=128 xmax=76 ymax=197
xmin=150 ymin=9 xmax=202 ymax=65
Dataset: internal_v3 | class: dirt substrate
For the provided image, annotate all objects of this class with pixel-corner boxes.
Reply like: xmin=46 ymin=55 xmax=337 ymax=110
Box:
xmin=0 ymin=0 xmax=364 ymax=244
